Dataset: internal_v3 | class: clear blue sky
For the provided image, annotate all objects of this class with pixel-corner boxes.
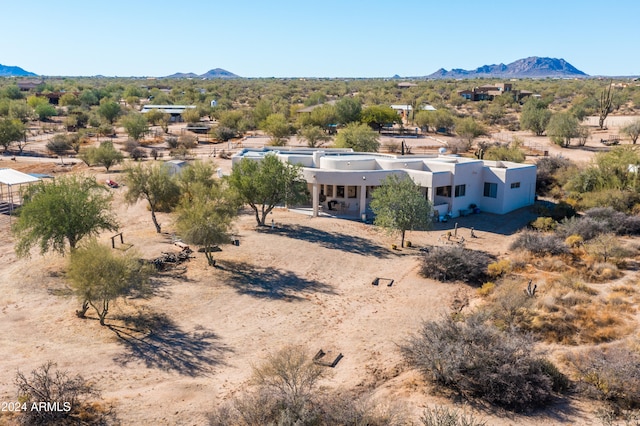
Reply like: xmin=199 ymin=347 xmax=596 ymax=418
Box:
xmin=2 ymin=0 xmax=639 ymax=78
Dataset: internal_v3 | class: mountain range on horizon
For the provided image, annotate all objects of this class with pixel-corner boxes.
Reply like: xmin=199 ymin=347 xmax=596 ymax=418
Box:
xmin=0 ymin=57 xmax=612 ymax=79
xmin=424 ymin=57 xmax=588 ymax=79
xmin=164 ymin=68 xmax=240 ymax=79
xmin=0 ymin=64 xmax=37 ymax=77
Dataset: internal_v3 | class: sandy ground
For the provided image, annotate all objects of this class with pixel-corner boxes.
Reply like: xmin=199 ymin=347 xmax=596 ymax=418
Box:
xmin=0 ymin=171 xmax=599 ymax=425
xmin=1 ymin=117 xmax=635 ymax=424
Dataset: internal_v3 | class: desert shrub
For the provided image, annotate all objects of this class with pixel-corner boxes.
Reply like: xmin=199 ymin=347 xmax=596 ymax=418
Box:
xmin=46 ymin=134 xmax=72 ymax=156
xmin=402 ymin=315 xmax=564 ymax=411
xmin=556 ymin=216 xmax=607 ymax=241
xmin=586 ymin=233 xmax=635 ymax=264
xmin=447 ymin=139 xmax=471 ymax=154
xmin=130 ymin=147 xmax=148 ymax=161
xmin=549 ymin=201 xmax=577 ymax=221
xmin=15 ymin=361 xmax=113 ymax=425
xmin=124 ymin=138 xmax=139 ymax=153
xmin=485 ymin=278 xmax=534 ymax=328
xmin=207 ymin=346 xmax=408 ymax=425
xmin=487 ymin=259 xmax=512 ymax=278
xmin=565 ymin=234 xmax=584 ymax=248
xmin=420 ymin=246 xmax=493 ymax=285
xmin=567 ymin=345 xmax=640 ymax=410
xmin=585 ymin=207 xmax=640 ymax=235
xmin=213 ymin=126 xmax=237 ymax=142
xmin=536 ymin=156 xmax=574 ymax=195
xmin=178 ymin=133 xmax=198 ymax=149
xmin=525 ymin=277 xmax=630 ymax=344
xmin=584 ymin=262 xmax=622 ymax=282
xmin=576 ymin=190 xmax=640 ymax=214
xmin=510 ymin=231 xmax=568 ymax=256
xmin=318 ymin=392 xmax=409 ymax=426
xmin=530 ymin=216 xmax=556 ymax=231
xmin=165 ymin=136 xmax=179 ymax=149
xmin=420 ymin=405 xmax=486 ymax=426
xmin=383 ymin=141 xmax=400 ymax=153
xmin=251 ymin=345 xmax=324 ymax=415
xmin=477 ymin=282 xmax=495 ymax=297
xmin=209 ymin=389 xmax=409 ymax=426
xmin=150 ymin=148 xmax=159 ymax=160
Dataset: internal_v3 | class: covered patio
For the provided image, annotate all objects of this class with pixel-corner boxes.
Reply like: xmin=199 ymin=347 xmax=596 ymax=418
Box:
xmin=0 ymin=168 xmax=41 ymax=225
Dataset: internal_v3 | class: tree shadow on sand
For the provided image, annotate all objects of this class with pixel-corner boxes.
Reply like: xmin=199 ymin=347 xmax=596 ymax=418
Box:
xmin=217 ymin=260 xmax=336 ymax=301
xmin=109 ymin=311 xmax=231 ymax=376
xmin=265 ymin=224 xmax=390 ymax=258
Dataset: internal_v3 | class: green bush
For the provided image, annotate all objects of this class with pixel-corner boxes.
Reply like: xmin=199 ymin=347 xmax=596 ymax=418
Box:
xmin=530 ymin=217 xmax=556 ymax=231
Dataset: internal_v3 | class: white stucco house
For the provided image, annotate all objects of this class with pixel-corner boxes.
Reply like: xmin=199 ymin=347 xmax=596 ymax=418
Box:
xmin=231 ymin=148 xmax=537 ymax=220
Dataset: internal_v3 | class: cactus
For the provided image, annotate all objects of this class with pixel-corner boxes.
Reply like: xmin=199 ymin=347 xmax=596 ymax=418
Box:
xmin=525 ymin=279 xmax=537 ymax=297
xmin=598 ymin=81 xmax=613 ymax=130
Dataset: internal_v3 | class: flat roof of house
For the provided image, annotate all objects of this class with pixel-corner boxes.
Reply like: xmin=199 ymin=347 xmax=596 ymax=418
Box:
xmin=0 ymin=168 xmax=41 ymax=186
xmin=140 ymin=105 xmax=196 ymax=114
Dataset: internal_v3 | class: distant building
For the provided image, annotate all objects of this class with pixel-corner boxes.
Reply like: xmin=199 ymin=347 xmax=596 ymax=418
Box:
xmin=16 ymin=79 xmax=44 ymax=91
xmin=458 ymin=83 xmax=533 ymax=102
xmin=232 ymin=148 xmax=536 ymax=220
xmin=140 ymin=105 xmax=196 ymax=122
xmin=390 ymin=104 xmax=436 ymax=119
xmin=163 ymin=159 xmax=188 ymax=176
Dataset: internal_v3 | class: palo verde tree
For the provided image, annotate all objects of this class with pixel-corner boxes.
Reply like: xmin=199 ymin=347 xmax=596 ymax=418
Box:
xmin=622 ymin=119 xmax=640 ymax=144
xmin=0 ymin=117 xmax=25 ymax=152
xmin=334 ymin=122 xmax=380 ymax=152
xmin=455 ymin=116 xmax=488 ymax=147
xmin=123 ymin=162 xmax=180 ymax=233
xmin=228 ymin=154 xmax=308 ymax=226
xmin=67 ymin=239 xmax=152 ymax=325
xmin=360 ymin=105 xmax=399 ymax=132
xmin=12 ymin=175 xmax=118 ymax=256
xmin=120 ymin=112 xmax=148 ymax=141
xmin=175 ymin=178 xmax=238 ymax=267
xmin=92 ymin=140 xmax=124 ymax=171
xmin=520 ymin=98 xmax=552 ymax=136
xmin=97 ymin=100 xmax=121 ymax=124
xmin=547 ymin=112 xmax=580 ymax=147
xmin=370 ymin=174 xmax=432 ymax=248
xmin=298 ymin=125 xmax=331 ymax=148
xmin=261 ymin=113 xmax=292 ymax=146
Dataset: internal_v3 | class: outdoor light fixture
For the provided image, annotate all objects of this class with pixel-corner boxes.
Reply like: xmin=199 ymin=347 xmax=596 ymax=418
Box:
xmin=362 ymin=176 xmax=366 ymax=180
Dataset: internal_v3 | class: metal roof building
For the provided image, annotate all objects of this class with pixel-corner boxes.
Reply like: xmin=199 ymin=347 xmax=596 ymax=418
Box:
xmin=0 ymin=168 xmax=41 ymax=223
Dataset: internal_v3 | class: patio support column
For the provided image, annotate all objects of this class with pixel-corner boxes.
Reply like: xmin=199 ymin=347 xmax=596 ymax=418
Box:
xmin=359 ymin=185 xmax=366 ymax=217
xmin=312 ymin=182 xmax=319 ymax=217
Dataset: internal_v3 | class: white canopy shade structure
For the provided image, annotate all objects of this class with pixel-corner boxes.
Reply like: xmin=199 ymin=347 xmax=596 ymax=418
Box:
xmin=0 ymin=168 xmax=41 ymax=224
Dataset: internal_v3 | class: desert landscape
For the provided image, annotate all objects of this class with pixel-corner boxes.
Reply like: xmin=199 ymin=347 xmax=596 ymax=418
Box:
xmin=0 ymin=111 xmax=637 ymax=425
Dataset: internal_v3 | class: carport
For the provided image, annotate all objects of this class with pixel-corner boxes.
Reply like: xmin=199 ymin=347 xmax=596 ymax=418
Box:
xmin=0 ymin=168 xmax=41 ymax=224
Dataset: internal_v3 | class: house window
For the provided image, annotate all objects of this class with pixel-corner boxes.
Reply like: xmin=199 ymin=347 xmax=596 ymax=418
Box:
xmin=347 ymin=186 xmax=357 ymax=198
xmin=326 ymin=185 xmax=333 ymax=197
xmin=510 ymin=182 xmax=521 ymax=189
xmin=454 ymin=184 xmax=466 ymax=197
xmin=484 ymin=182 xmax=498 ymax=198
xmin=337 ymin=186 xmax=345 ymax=198
xmin=435 ymin=186 xmax=452 ymax=197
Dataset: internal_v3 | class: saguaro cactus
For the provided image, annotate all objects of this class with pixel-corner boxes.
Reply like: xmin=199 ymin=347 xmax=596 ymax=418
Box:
xmin=598 ymin=81 xmax=613 ymax=130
